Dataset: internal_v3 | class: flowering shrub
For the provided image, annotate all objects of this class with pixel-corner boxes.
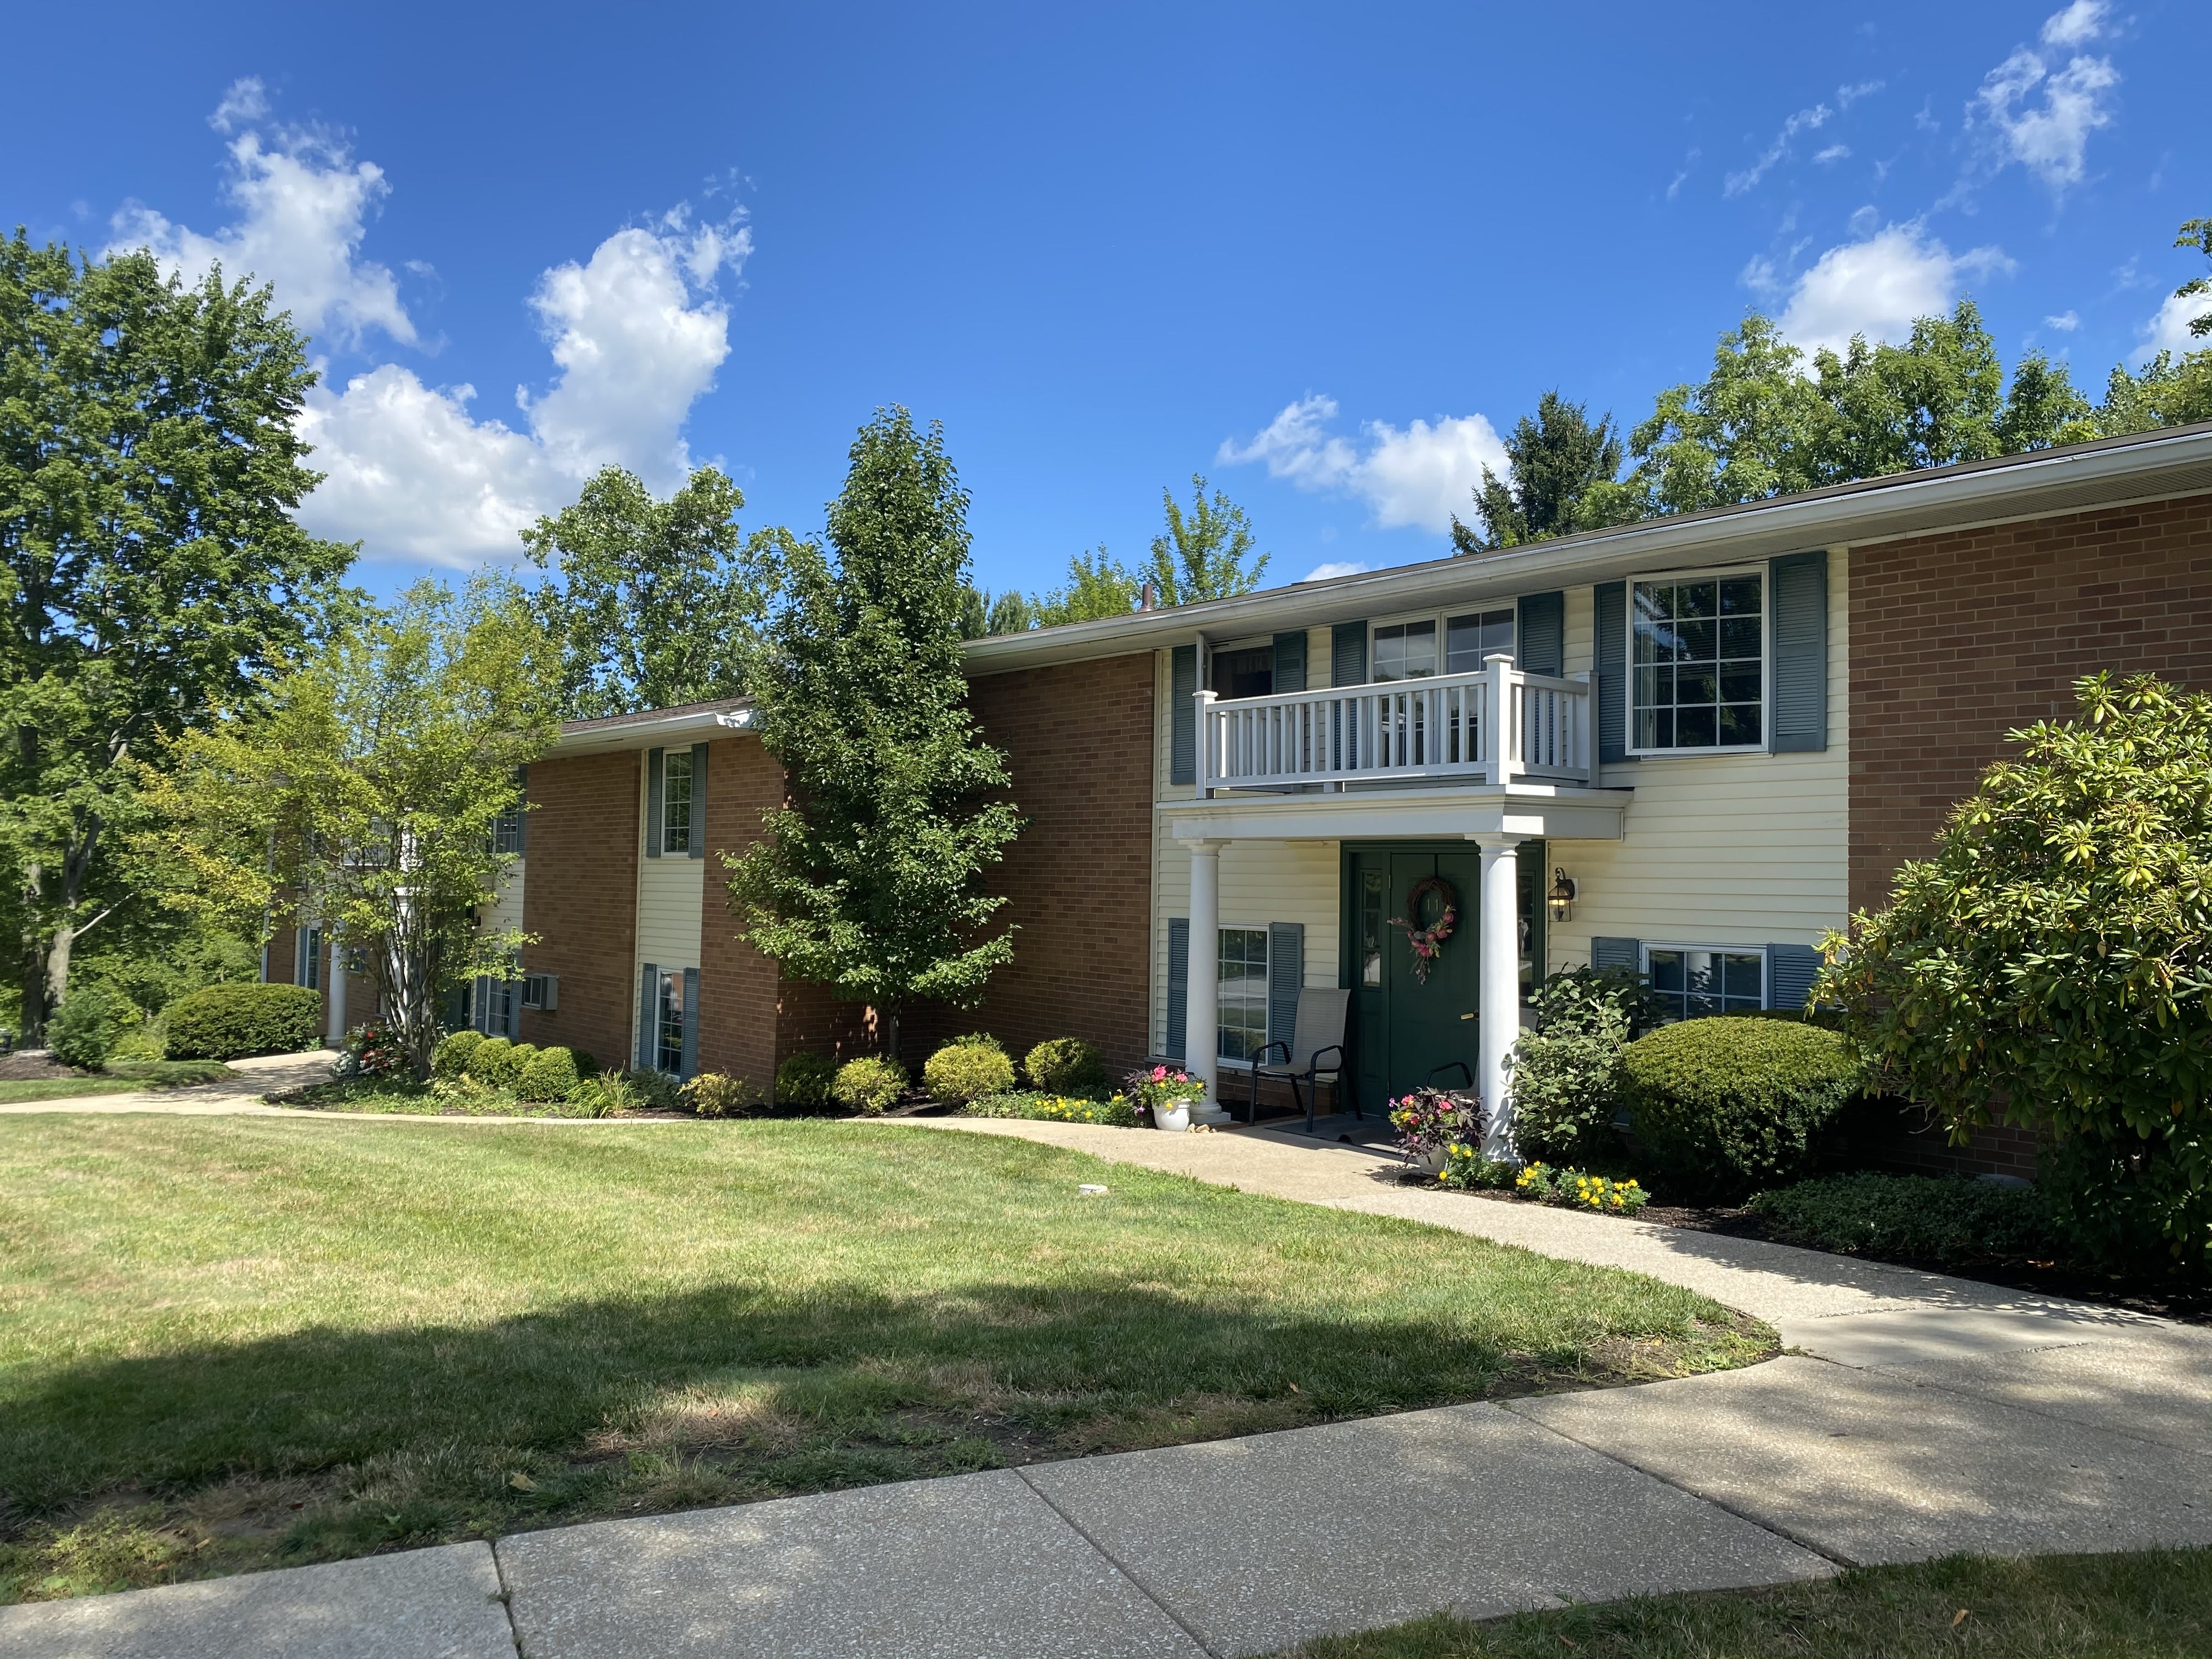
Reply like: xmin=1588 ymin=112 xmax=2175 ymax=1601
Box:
xmin=966 ymin=1091 xmax=1142 ymax=1127
xmin=349 ymin=1020 xmax=409 ymax=1078
xmin=1438 ymin=1141 xmax=1517 ymax=1189
xmin=1515 ymin=1161 xmax=1649 ymax=1214
xmin=1122 ymin=1065 xmax=1205 ymax=1111
xmin=1389 ymin=1087 xmax=1482 ymax=1160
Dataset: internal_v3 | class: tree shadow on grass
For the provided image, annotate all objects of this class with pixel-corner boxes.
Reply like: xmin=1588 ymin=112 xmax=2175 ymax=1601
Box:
xmin=1 ymin=1274 xmax=1759 ymax=1598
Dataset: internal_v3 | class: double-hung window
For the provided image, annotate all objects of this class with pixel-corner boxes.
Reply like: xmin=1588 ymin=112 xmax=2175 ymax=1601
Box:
xmin=1630 ymin=571 xmax=1764 ymax=752
xmin=1371 ymin=620 xmax=1438 ymax=682
xmin=1217 ymin=927 xmax=1269 ymax=1063
xmin=1646 ymin=946 xmax=1765 ymax=1020
xmin=661 ymin=750 xmax=694 ymax=854
xmin=1443 ymin=608 xmax=1515 ymax=673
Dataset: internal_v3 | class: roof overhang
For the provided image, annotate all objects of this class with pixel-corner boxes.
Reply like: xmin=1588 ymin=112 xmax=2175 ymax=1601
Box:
xmin=965 ymin=421 xmax=2212 ymax=674
xmin=549 ymin=705 xmax=755 ymax=758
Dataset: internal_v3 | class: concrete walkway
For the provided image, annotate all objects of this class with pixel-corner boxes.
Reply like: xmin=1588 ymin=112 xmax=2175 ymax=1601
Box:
xmin=4 ymin=1113 xmax=2208 ymax=1658
xmin=0 ymin=1048 xmax=342 ymax=1114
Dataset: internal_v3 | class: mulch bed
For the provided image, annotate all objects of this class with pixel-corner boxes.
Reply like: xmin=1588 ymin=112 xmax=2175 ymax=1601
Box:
xmin=1435 ymin=1181 xmax=2212 ymax=1327
xmin=0 ymin=1051 xmax=79 ymax=1082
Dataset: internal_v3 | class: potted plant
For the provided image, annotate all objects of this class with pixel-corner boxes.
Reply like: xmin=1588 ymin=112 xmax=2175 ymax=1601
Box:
xmin=1124 ymin=1065 xmax=1207 ymax=1132
xmin=1388 ymin=1087 xmax=1484 ymax=1170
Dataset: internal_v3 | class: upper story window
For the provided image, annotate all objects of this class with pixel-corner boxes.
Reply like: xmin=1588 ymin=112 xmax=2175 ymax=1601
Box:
xmin=662 ymin=749 xmax=694 ymax=853
xmin=1630 ymin=571 xmax=1764 ymax=752
xmin=1374 ymin=610 xmax=1516 ymax=682
xmin=1210 ymin=645 xmax=1274 ymax=699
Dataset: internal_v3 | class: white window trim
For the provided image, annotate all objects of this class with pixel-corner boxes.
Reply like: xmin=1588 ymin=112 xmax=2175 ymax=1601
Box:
xmin=1641 ymin=943 xmax=1768 ymax=1015
xmin=1623 ymin=564 xmax=1772 ymax=759
xmin=1368 ymin=605 xmax=1518 ymax=683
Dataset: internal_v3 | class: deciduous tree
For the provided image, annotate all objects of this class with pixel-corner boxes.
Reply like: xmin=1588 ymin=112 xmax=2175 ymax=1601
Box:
xmin=1146 ymin=475 xmax=1267 ymax=605
xmin=729 ymin=409 xmax=1020 ymax=1058
xmin=143 ymin=579 xmax=561 ymax=1076
xmin=0 ymin=234 xmax=353 ymax=1037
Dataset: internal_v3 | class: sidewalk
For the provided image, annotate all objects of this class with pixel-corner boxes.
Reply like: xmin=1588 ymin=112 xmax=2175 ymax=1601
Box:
xmin=5 ymin=1113 xmax=2208 ymax=1658
xmin=0 ymin=1048 xmax=340 ymax=1115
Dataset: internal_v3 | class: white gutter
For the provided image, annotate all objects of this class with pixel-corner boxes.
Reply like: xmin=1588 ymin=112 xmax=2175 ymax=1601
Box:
xmin=550 ymin=704 xmax=754 ymax=757
xmin=963 ymin=421 xmax=2212 ymax=670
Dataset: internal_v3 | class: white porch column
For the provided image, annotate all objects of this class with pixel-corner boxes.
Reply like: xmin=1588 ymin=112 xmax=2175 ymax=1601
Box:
xmin=1474 ymin=834 xmax=1520 ymax=1160
xmin=326 ymin=934 xmax=347 ymax=1044
xmin=1183 ymin=839 xmax=1225 ymax=1120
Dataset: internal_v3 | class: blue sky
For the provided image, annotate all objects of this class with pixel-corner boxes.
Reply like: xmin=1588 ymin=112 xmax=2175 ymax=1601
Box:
xmin=4 ymin=1 xmax=2204 ymax=602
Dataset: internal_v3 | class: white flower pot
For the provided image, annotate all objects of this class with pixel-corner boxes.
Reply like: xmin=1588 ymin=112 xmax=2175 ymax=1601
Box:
xmin=1154 ymin=1102 xmax=1192 ymax=1132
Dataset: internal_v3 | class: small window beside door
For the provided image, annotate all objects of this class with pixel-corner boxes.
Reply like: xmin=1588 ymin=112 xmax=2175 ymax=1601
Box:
xmin=662 ymin=751 xmax=695 ymax=854
xmin=656 ymin=970 xmax=686 ymax=1073
xmin=1217 ymin=928 xmax=1270 ymax=1061
xmin=1210 ymin=646 xmax=1274 ymax=701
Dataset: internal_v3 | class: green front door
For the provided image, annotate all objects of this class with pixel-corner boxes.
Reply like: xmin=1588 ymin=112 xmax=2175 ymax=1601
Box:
xmin=1347 ymin=846 xmax=1483 ymax=1105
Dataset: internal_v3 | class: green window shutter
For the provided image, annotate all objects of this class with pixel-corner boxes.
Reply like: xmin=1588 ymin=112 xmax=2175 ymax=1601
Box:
xmin=688 ymin=741 xmax=709 ymax=857
xmin=1769 ymin=551 xmax=1827 ymax=752
xmin=1594 ymin=583 xmax=1632 ymax=765
xmin=1272 ymin=631 xmax=1307 ymax=693
xmin=1170 ymin=646 xmax=1198 ymax=785
xmin=637 ymin=963 xmax=658 ymax=1069
xmin=1165 ymin=917 xmax=1189 ymax=1062
xmin=1766 ymin=944 xmax=1820 ymax=1014
xmin=1590 ymin=936 xmax=1640 ymax=975
xmin=1267 ymin=922 xmax=1304 ymax=1059
xmin=1331 ymin=622 xmax=1368 ymax=687
xmin=681 ymin=967 xmax=701 ymax=1076
xmin=646 ymin=748 xmax=665 ymax=858
xmin=1516 ymin=591 xmax=1564 ymax=677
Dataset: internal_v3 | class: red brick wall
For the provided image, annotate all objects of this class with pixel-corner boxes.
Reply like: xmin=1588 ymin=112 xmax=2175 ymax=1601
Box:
xmin=520 ymin=751 xmax=640 ymax=1070
xmin=1849 ymin=492 xmax=2212 ymax=914
xmin=266 ymin=924 xmax=298 ymax=985
xmin=939 ymin=652 xmax=1155 ymax=1072
xmin=695 ymin=737 xmax=781 ymax=1086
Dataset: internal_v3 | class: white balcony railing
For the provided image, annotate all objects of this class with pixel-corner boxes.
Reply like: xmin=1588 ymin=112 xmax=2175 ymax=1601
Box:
xmin=1198 ymin=653 xmax=1593 ymax=793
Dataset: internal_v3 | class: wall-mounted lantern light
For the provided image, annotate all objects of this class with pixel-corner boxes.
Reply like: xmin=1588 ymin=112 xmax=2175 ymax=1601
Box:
xmin=1547 ymin=867 xmax=1578 ymax=923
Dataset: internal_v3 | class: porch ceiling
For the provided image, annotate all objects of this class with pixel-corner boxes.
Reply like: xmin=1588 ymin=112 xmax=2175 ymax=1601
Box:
xmin=1160 ymin=784 xmax=1627 ymax=844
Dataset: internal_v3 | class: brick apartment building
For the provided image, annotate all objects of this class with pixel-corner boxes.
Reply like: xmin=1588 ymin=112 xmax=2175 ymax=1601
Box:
xmin=268 ymin=421 xmax=2212 ymax=1164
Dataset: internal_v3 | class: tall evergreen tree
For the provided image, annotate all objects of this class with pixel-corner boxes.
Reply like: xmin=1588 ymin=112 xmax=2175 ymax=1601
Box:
xmin=0 ymin=235 xmax=354 ymax=1036
xmin=729 ymin=409 xmax=1020 ymax=1059
xmin=1451 ymin=391 xmax=1626 ymax=554
xmin=1147 ymin=475 xmax=1268 ymax=605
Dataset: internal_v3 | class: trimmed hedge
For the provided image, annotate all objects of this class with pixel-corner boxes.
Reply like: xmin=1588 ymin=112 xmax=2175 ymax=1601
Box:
xmin=1623 ymin=1017 xmax=1859 ymax=1201
xmin=163 ymin=984 xmax=324 ymax=1061
xmin=924 ymin=1041 xmax=1015 ymax=1104
xmin=517 ymin=1046 xmax=592 ymax=1103
xmin=833 ymin=1056 xmax=906 ymax=1114
xmin=775 ymin=1052 xmax=836 ymax=1109
xmin=432 ymin=1029 xmax=486 ymax=1079
xmin=465 ymin=1036 xmax=516 ymax=1086
xmin=1023 ymin=1037 xmax=1105 ymax=1093
xmin=1751 ymin=1172 xmax=2059 ymax=1266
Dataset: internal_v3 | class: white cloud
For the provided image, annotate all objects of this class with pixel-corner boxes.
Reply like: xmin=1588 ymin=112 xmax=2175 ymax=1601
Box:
xmin=112 ymin=86 xmax=753 ymax=567
xmin=1775 ymin=223 xmax=2013 ymax=356
xmin=2134 ymin=287 xmax=2211 ymax=364
xmin=1813 ymin=144 xmax=1852 ymax=165
xmin=1967 ymin=4 xmax=2119 ymax=191
xmin=208 ymin=76 xmax=269 ymax=133
xmin=1301 ymin=561 xmax=1367 ymax=583
xmin=294 ymin=368 xmax=558 ymax=566
xmin=2045 ymin=309 xmax=2081 ymax=330
xmin=109 ymin=109 xmax=415 ymax=349
xmin=1725 ymin=103 xmax=1831 ymax=198
xmin=2040 ymin=0 xmax=2108 ymax=48
xmin=1218 ymin=396 xmax=1508 ymax=535
xmin=1836 ymin=80 xmax=1885 ymax=109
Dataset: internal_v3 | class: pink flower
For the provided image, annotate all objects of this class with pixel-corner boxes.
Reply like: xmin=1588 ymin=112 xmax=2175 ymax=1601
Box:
xmin=1151 ymin=1066 xmax=1167 ymax=1081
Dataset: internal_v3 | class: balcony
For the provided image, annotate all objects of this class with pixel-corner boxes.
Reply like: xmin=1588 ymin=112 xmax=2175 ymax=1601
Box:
xmin=1198 ymin=654 xmax=1594 ymax=794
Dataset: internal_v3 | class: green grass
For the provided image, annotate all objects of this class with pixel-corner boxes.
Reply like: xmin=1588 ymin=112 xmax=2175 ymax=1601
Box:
xmin=0 ymin=1060 xmax=234 ymax=1103
xmin=0 ymin=1116 xmax=1770 ymax=1603
xmin=1278 ymin=1549 xmax=2212 ymax=1657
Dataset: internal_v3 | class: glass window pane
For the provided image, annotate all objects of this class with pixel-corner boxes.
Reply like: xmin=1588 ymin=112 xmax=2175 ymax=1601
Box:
xmin=1649 ymin=950 xmax=1684 ymax=992
xmin=1719 ymin=667 xmax=1762 ymax=704
xmin=1677 ymin=706 xmax=1717 ymax=746
xmin=1720 ymin=703 xmax=1763 ymax=745
xmin=1720 ymin=617 xmax=1762 ymax=659
xmin=1217 ymin=928 xmax=1269 ymax=1062
xmin=1723 ymin=953 xmax=1764 ymax=1000
xmin=1677 ymin=665 xmax=1717 ymax=706
xmin=1631 ymin=574 xmax=1763 ymax=750
xmin=1675 ymin=618 xmax=1716 ymax=662
xmin=1362 ymin=872 xmax=1384 ymax=986
xmin=663 ymin=752 xmax=693 ymax=853
xmin=1720 ymin=576 xmax=1762 ymax=616
xmin=1445 ymin=609 xmax=1514 ymax=673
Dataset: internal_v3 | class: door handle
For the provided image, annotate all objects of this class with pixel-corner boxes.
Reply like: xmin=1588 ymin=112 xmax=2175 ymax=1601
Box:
xmin=1459 ymin=1012 xmax=1476 ymax=1021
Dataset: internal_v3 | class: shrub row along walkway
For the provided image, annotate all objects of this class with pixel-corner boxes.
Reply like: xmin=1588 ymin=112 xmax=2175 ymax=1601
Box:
xmin=5 ymin=1111 xmax=2209 ymax=1658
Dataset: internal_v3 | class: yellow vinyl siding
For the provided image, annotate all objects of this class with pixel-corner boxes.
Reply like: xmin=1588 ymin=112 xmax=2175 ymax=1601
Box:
xmin=1150 ymin=834 xmax=1342 ymax=1056
xmin=483 ymin=861 xmax=525 ymax=936
xmin=1547 ymin=547 xmax=1850 ymax=967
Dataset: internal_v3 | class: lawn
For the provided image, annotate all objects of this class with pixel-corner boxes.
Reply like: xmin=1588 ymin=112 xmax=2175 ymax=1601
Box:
xmin=0 ymin=1115 xmax=1768 ymax=1602
xmin=1279 ymin=1548 xmax=2212 ymax=1658
xmin=0 ymin=1060 xmax=235 ymax=1104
